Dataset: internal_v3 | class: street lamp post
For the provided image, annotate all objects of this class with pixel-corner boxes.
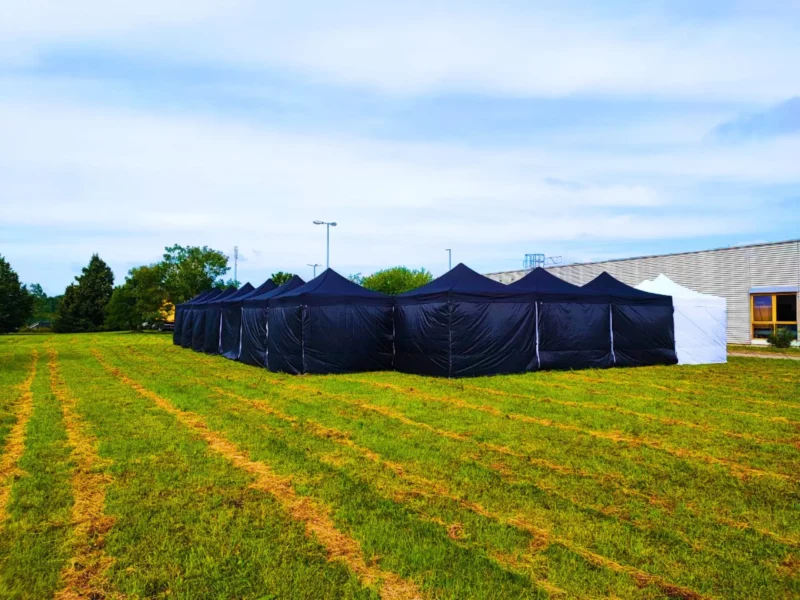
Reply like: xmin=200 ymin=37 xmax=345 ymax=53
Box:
xmin=313 ymin=221 xmax=337 ymax=269
xmin=307 ymin=263 xmax=321 ymax=278
xmin=445 ymin=248 xmax=452 ymax=270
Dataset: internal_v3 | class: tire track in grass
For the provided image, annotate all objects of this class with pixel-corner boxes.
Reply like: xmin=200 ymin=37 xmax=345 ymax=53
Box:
xmin=48 ymin=348 xmax=120 ymax=600
xmin=347 ymin=379 xmax=795 ymax=483
xmin=120 ymin=347 xmax=710 ymax=599
xmin=91 ymin=350 xmax=423 ymax=600
xmin=140 ymin=346 xmax=799 ymax=548
xmin=0 ymin=349 xmax=38 ymax=523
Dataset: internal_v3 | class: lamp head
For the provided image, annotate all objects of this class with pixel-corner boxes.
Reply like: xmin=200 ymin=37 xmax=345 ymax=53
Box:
xmin=313 ymin=220 xmax=324 ymax=225
xmin=330 ymin=222 xmax=337 ymax=227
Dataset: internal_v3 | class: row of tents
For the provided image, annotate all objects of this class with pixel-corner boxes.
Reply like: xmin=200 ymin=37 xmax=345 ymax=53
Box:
xmin=173 ymin=264 xmax=727 ymax=377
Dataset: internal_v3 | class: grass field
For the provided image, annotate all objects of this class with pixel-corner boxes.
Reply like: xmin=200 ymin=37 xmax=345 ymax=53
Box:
xmin=0 ymin=333 xmax=798 ymax=599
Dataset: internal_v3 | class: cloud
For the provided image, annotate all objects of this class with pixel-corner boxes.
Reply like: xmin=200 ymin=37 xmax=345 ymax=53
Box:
xmin=709 ymin=97 xmax=800 ymax=140
xmin=3 ymin=2 xmax=800 ymax=292
xmin=2 ymin=94 xmax=797 ymax=293
xmin=2 ymin=2 xmax=800 ymax=101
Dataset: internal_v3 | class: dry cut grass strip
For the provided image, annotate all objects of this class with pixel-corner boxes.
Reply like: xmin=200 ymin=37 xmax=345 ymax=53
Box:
xmin=135 ymin=347 xmax=796 ymax=547
xmin=351 ymin=379 xmax=795 ymax=483
xmin=455 ymin=382 xmax=786 ymax=447
xmin=0 ymin=349 xmax=38 ymax=523
xmin=48 ymin=348 xmax=120 ymax=600
xmin=129 ymin=348 xmax=708 ymax=599
xmin=91 ymin=350 xmax=423 ymax=600
xmin=145 ymin=347 xmax=673 ymax=511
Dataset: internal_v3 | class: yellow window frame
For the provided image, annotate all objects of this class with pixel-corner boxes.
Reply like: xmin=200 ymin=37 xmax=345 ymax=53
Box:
xmin=751 ymin=293 xmax=798 ymax=338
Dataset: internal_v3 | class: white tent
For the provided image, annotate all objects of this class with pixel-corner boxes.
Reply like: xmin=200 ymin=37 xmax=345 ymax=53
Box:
xmin=635 ymin=275 xmax=727 ymax=365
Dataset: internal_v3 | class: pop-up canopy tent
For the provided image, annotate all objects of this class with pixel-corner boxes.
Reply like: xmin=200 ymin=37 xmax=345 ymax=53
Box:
xmin=173 ymin=290 xmax=211 ymax=345
xmin=218 ymin=281 xmax=264 ymax=360
xmin=181 ymin=289 xmax=222 ymax=348
xmin=507 ymin=268 xmax=611 ymax=370
xmin=269 ymin=270 xmax=392 ymax=374
xmin=192 ymin=287 xmax=237 ymax=352
xmin=395 ymin=263 xmax=535 ymax=377
xmin=635 ymin=275 xmax=727 ymax=365
xmin=202 ymin=287 xmax=242 ymax=354
xmin=204 ymin=283 xmax=254 ymax=355
xmin=237 ymin=278 xmax=294 ymax=366
xmin=583 ymin=272 xmax=677 ymax=367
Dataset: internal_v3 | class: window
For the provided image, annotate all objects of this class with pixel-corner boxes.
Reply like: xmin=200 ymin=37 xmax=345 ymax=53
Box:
xmin=751 ymin=293 xmax=798 ymax=340
xmin=753 ymin=295 xmax=772 ymax=321
xmin=777 ymin=295 xmax=797 ymax=322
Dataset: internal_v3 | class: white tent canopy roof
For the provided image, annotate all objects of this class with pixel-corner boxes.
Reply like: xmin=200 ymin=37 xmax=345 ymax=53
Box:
xmin=636 ymin=274 xmax=725 ymax=307
xmin=635 ymin=274 xmax=727 ymax=365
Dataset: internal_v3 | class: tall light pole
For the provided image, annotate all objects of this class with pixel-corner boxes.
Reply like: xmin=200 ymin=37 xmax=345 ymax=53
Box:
xmin=445 ymin=248 xmax=452 ymax=270
xmin=307 ymin=263 xmax=321 ymax=278
xmin=313 ymin=221 xmax=337 ymax=269
xmin=233 ymin=246 xmax=239 ymax=283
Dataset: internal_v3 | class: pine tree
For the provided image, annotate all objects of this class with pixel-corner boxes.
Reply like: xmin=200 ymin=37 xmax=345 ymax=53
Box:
xmin=54 ymin=254 xmax=114 ymax=333
xmin=0 ymin=255 xmax=34 ymax=333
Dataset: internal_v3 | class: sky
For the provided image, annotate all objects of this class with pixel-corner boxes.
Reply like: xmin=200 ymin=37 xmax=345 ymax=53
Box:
xmin=1 ymin=1 xmax=799 ymax=295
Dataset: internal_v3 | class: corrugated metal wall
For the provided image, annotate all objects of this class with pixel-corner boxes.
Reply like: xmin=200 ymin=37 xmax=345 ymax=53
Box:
xmin=486 ymin=240 xmax=800 ymax=344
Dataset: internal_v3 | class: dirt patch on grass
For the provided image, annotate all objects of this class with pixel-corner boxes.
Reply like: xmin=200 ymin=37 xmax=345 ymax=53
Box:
xmin=48 ymin=349 xmax=118 ymax=600
xmin=92 ymin=350 xmax=423 ymax=600
xmin=0 ymin=349 xmax=38 ymax=523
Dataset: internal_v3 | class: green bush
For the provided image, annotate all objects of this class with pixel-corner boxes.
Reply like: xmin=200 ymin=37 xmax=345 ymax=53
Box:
xmin=767 ymin=327 xmax=796 ymax=348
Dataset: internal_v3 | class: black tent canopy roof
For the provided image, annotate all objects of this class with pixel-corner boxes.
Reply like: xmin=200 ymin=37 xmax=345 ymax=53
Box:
xmin=205 ymin=287 xmax=240 ymax=308
xmin=219 ymin=282 xmax=254 ymax=305
xmin=583 ymin=272 xmax=672 ymax=306
xmin=508 ymin=268 xmax=606 ymax=303
xmin=192 ymin=289 xmax=223 ymax=305
xmin=396 ymin=263 xmax=516 ymax=303
xmin=259 ymin=275 xmax=306 ymax=302
xmin=179 ymin=289 xmax=213 ymax=308
xmin=271 ymin=269 xmax=389 ymax=307
xmin=240 ymin=279 xmax=279 ymax=307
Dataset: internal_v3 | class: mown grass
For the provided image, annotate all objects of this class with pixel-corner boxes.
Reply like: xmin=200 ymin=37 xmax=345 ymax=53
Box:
xmin=0 ymin=332 xmax=798 ymax=599
xmin=0 ymin=348 xmax=74 ymax=598
xmin=728 ymin=344 xmax=800 ymax=356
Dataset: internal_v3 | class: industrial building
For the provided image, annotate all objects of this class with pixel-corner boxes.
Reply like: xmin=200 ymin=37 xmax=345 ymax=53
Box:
xmin=487 ymin=239 xmax=800 ymax=345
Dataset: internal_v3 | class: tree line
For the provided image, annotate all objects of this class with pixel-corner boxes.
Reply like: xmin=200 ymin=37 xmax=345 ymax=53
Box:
xmin=1 ymin=247 xmax=433 ymax=334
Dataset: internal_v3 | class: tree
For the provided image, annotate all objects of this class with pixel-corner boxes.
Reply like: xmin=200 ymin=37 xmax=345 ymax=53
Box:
xmin=105 ymin=264 xmax=176 ymax=330
xmin=214 ymin=278 xmax=240 ymax=290
xmin=105 ymin=283 xmax=140 ymax=331
xmin=270 ymin=271 xmax=294 ymax=286
xmin=53 ymin=254 xmax=114 ymax=333
xmin=103 ymin=245 xmax=232 ymax=331
xmin=354 ymin=267 xmax=433 ymax=295
xmin=162 ymin=245 xmax=229 ymax=304
xmin=0 ymin=255 xmax=34 ymax=333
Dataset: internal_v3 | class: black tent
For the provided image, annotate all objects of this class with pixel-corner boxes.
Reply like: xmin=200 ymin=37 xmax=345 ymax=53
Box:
xmin=202 ymin=285 xmax=249 ymax=354
xmin=237 ymin=278 xmax=285 ymax=366
xmin=173 ymin=290 xmax=210 ymax=345
xmin=216 ymin=282 xmax=256 ymax=359
xmin=507 ymin=268 xmax=612 ymax=370
xmin=583 ymin=272 xmax=677 ymax=367
xmin=192 ymin=288 xmax=236 ymax=352
xmin=269 ymin=270 xmax=392 ymax=374
xmin=181 ymin=289 xmax=222 ymax=348
xmin=395 ymin=263 xmax=535 ymax=377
